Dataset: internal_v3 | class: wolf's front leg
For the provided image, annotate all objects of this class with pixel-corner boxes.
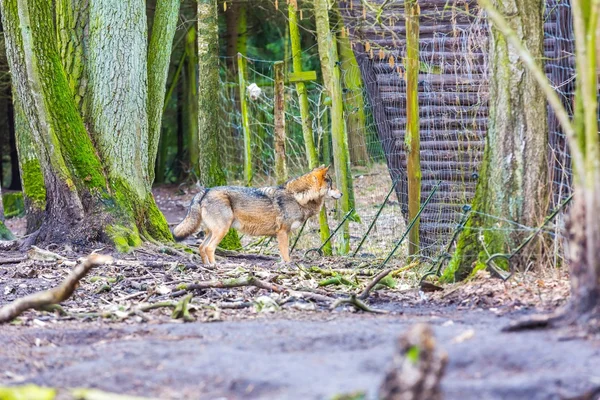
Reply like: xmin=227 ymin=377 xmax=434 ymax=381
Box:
xmin=276 ymin=230 xmax=291 ymax=263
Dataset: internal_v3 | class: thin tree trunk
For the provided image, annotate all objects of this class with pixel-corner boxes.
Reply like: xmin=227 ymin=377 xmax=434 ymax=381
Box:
xmin=336 ymin=25 xmax=369 ymax=167
xmin=184 ymin=26 xmax=199 ymax=177
xmin=147 ymin=0 xmax=180 ymax=182
xmin=289 ymin=0 xmax=331 ymax=254
xmin=444 ymin=0 xmax=548 ymax=281
xmin=405 ymin=0 xmax=421 ymax=256
xmin=197 ymin=0 xmax=240 ymax=249
xmin=315 ymin=0 xmax=353 ymax=254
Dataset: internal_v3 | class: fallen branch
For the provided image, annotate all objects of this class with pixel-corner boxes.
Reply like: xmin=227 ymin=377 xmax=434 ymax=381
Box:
xmin=358 ymin=268 xmax=395 ymax=300
xmin=332 ymin=295 xmax=388 ymax=314
xmin=0 ymin=254 xmax=112 ymax=324
xmin=0 ymin=256 xmax=27 ymax=265
xmin=359 ymin=262 xmax=421 ymax=300
xmin=179 ymin=274 xmax=284 ymax=293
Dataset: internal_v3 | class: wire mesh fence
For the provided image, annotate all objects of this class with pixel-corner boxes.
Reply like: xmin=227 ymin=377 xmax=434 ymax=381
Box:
xmin=216 ymin=0 xmax=579 ymax=270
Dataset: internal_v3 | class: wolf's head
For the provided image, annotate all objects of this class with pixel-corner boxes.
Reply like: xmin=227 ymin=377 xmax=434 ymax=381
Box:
xmin=285 ymin=165 xmax=343 ymax=205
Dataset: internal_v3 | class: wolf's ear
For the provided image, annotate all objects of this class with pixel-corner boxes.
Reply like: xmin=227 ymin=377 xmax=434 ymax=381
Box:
xmin=314 ymin=165 xmax=329 ymax=179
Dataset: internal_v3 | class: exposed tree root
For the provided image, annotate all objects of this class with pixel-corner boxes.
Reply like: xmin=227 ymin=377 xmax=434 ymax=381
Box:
xmin=0 ymin=240 xmax=19 ymax=251
xmin=0 ymin=254 xmax=113 ymax=324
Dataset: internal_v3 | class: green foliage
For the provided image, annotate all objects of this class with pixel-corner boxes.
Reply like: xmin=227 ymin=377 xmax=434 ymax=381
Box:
xmin=218 ymin=229 xmax=242 ymax=250
xmin=0 ymin=220 xmax=14 ymax=240
xmin=2 ymin=192 xmax=24 ymax=218
xmin=406 ymin=345 xmax=420 ymax=364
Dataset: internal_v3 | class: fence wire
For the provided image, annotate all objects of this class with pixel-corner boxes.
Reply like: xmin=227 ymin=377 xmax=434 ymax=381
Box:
xmin=217 ymin=0 xmax=579 ymax=269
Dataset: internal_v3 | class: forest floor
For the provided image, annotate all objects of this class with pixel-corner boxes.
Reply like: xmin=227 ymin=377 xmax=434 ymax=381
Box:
xmin=1 ymin=170 xmax=599 ymax=399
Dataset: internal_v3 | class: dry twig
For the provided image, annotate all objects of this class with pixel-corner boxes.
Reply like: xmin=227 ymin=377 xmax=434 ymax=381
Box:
xmin=0 ymin=254 xmax=113 ymax=324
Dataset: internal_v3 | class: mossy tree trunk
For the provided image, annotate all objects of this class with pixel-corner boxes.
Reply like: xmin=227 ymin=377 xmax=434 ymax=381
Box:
xmin=147 ymin=0 xmax=180 ymax=182
xmin=443 ymin=0 xmax=548 ymax=281
xmin=197 ymin=0 xmax=241 ymax=249
xmin=405 ymin=0 xmax=421 ymax=256
xmin=477 ymin=0 xmax=600 ymax=330
xmin=315 ymin=0 xmax=353 ymax=254
xmin=289 ymin=0 xmax=332 ymax=254
xmin=13 ymin=95 xmax=45 ymax=233
xmin=1 ymin=0 xmax=172 ymax=250
xmin=184 ymin=26 xmax=199 ymax=177
xmin=562 ymin=0 xmax=600 ymax=324
xmin=337 ymin=28 xmax=369 ymax=167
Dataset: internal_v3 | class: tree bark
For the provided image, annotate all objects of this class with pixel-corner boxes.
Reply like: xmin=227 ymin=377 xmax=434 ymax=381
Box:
xmin=315 ymin=0 xmax=353 ymax=254
xmin=1 ymin=0 xmax=172 ymax=250
xmin=197 ymin=0 xmax=227 ymax=188
xmin=184 ymin=26 xmax=199 ymax=177
xmin=147 ymin=0 xmax=180 ymax=182
xmin=336 ymin=29 xmax=369 ymax=167
xmin=13 ymin=94 xmax=44 ymax=233
xmin=197 ymin=0 xmax=241 ymax=249
xmin=444 ymin=0 xmax=548 ymax=281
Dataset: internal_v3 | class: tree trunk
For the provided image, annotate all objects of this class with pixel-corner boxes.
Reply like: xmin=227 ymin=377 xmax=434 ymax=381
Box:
xmin=405 ymin=0 xmax=421 ymax=256
xmin=13 ymin=95 xmax=44 ymax=233
xmin=1 ymin=0 xmax=171 ymax=250
xmin=336 ymin=28 xmax=369 ymax=167
xmin=147 ymin=0 xmax=180 ymax=182
xmin=315 ymin=0 xmax=353 ymax=254
xmin=184 ymin=26 xmax=199 ymax=177
xmin=562 ymin=0 xmax=600 ymax=324
xmin=443 ymin=0 xmax=548 ymax=281
xmin=197 ymin=0 xmax=241 ymax=249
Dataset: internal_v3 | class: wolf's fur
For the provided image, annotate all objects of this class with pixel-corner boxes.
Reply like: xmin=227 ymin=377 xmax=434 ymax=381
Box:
xmin=173 ymin=166 xmax=342 ymax=264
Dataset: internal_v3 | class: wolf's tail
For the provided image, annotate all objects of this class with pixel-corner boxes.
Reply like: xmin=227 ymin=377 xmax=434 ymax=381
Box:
xmin=172 ymin=188 xmax=207 ymax=241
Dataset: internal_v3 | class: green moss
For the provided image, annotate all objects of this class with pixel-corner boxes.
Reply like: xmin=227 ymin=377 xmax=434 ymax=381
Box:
xmin=2 ymin=192 xmax=25 ymax=218
xmin=142 ymin=195 xmax=173 ymax=242
xmin=105 ymin=224 xmax=142 ymax=253
xmin=21 ymin=160 xmax=46 ymax=209
xmin=218 ymin=229 xmax=242 ymax=250
xmin=0 ymin=220 xmax=14 ymax=240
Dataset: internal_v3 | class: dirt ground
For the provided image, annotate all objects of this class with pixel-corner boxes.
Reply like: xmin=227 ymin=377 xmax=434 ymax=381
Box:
xmin=1 ymin=176 xmax=599 ymax=399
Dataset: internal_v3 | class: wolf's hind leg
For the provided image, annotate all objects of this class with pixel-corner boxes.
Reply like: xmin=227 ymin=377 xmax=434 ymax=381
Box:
xmin=277 ymin=230 xmax=290 ymax=262
xmin=205 ymin=227 xmax=229 ymax=265
xmin=199 ymin=231 xmax=212 ymax=264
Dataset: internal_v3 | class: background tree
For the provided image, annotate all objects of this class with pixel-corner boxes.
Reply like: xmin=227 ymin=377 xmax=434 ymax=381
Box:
xmin=442 ymin=0 xmax=549 ymax=281
xmin=0 ymin=0 xmax=178 ymax=250
xmin=476 ymin=0 xmax=600 ymax=329
xmin=198 ymin=0 xmax=241 ymax=249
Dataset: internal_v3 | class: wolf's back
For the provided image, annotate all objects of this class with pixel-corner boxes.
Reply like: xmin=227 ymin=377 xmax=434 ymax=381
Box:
xmin=172 ymin=188 xmax=207 ymax=241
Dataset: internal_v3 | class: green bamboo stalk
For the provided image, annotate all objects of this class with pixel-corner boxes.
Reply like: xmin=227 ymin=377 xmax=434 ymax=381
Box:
xmin=288 ymin=0 xmax=331 ymax=254
xmin=405 ymin=0 xmax=421 ymax=256
xmin=237 ymin=53 xmax=253 ymax=186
